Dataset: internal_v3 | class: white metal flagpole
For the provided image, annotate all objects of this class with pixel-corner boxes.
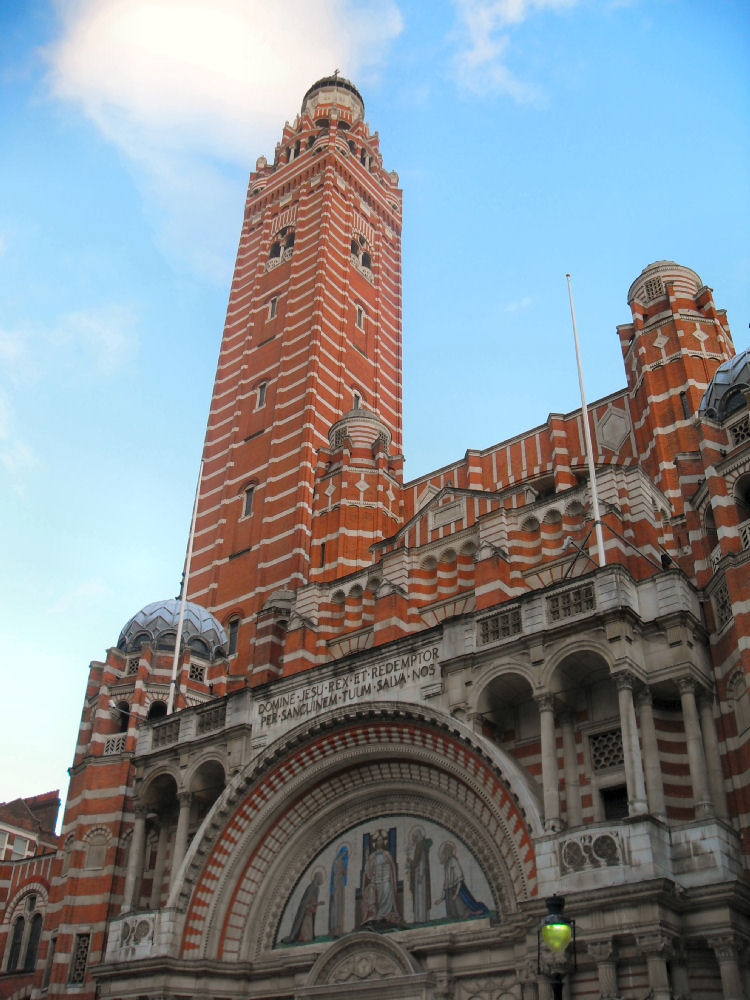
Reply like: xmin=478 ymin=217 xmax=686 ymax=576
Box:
xmin=167 ymin=459 xmax=204 ymax=714
xmin=566 ymin=274 xmax=606 ymax=568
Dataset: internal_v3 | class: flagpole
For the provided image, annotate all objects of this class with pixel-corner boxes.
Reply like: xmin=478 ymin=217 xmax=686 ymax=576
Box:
xmin=167 ymin=459 xmax=204 ymax=714
xmin=566 ymin=274 xmax=606 ymax=568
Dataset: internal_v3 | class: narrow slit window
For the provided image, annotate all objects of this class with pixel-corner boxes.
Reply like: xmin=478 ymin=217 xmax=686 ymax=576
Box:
xmin=243 ymin=486 xmax=255 ymax=517
xmin=257 ymin=382 xmax=267 ymax=408
xmin=228 ymin=618 xmax=239 ymax=656
xmin=268 ymin=296 xmax=278 ymax=319
xmin=356 ymin=305 xmax=364 ymax=329
xmin=353 ymin=391 xmax=361 ymax=410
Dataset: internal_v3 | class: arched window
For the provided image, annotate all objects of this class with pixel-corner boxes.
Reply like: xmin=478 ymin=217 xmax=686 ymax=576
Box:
xmin=704 ymin=505 xmax=719 ymax=551
xmin=735 ymin=474 xmax=750 ymax=528
xmin=147 ymin=701 xmax=167 ymax=721
xmin=116 ymin=701 xmax=130 ymax=734
xmin=351 ymin=233 xmax=373 ymax=278
xmin=243 ymin=485 xmax=255 ymax=517
xmin=7 ymin=915 xmax=24 ymax=971
xmin=23 ymin=911 xmax=42 ymax=972
xmin=268 ymin=241 xmax=281 ymax=259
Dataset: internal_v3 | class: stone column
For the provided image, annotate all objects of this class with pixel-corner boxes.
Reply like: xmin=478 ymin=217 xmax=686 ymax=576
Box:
xmin=636 ymin=933 xmax=671 ymax=1000
xmin=560 ymin=712 xmax=582 ymax=828
xmin=587 ymin=939 xmax=619 ymax=999
xmin=635 ymin=687 xmax=666 ymax=820
xmin=122 ymin=803 xmax=147 ymax=913
xmin=537 ymin=695 xmax=561 ymax=832
xmin=615 ymin=673 xmax=648 ymax=815
xmin=698 ymin=691 xmax=729 ymax=819
xmin=708 ymin=935 xmax=745 ymax=1000
xmin=518 ymin=959 xmax=540 ymax=1000
xmin=149 ymin=821 xmax=169 ymax=909
xmin=169 ymin=791 xmax=193 ymax=890
xmin=669 ymin=941 xmax=691 ymax=1000
xmin=677 ymin=678 xmax=712 ymax=818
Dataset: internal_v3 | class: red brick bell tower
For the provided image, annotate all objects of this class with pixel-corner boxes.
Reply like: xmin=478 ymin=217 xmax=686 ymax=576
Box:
xmin=187 ymin=76 xmax=403 ymax=683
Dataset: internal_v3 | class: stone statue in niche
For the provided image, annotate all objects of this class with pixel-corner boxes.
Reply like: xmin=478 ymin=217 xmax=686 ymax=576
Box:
xmin=283 ymin=869 xmax=324 ymax=943
xmin=436 ymin=841 xmax=488 ymax=919
xmin=358 ymin=828 xmax=402 ymax=927
xmin=328 ymin=843 xmax=349 ymax=937
xmin=407 ymin=825 xmax=432 ymax=923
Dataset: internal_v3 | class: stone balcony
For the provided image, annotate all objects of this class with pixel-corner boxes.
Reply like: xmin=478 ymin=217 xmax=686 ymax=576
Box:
xmin=535 ymin=814 xmax=743 ymax=896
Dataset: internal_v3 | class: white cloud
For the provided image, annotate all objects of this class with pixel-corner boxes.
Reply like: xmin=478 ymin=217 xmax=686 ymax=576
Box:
xmin=503 ymin=294 xmax=533 ymax=312
xmin=54 ymin=306 xmax=139 ymax=376
xmin=0 ymin=306 xmax=138 ymax=383
xmin=0 ymin=391 xmax=36 ymax=485
xmin=50 ymin=578 xmax=114 ymax=617
xmin=451 ymin=0 xmax=578 ymax=100
xmin=46 ymin=0 xmax=403 ymax=278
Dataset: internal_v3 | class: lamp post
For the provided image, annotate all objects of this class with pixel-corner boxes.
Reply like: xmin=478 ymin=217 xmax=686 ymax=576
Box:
xmin=538 ymin=894 xmax=576 ymax=1000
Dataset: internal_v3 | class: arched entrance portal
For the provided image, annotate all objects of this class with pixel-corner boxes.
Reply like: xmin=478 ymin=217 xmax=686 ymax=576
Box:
xmin=168 ymin=706 xmax=539 ymax=998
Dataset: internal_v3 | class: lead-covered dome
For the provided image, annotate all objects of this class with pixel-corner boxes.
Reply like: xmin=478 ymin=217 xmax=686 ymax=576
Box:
xmin=118 ymin=599 xmax=227 ymax=659
xmin=301 ymin=75 xmax=364 ymax=124
xmin=699 ymin=348 xmax=750 ymax=421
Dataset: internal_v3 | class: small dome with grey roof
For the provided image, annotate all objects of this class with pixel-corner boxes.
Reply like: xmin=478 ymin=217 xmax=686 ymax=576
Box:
xmin=118 ymin=599 xmax=227 ymax=660
xmin=699 ymin=348 xmax=750 ymax=422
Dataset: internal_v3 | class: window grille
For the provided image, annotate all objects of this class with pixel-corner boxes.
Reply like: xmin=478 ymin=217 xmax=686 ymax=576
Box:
xmin=478 ymin=607 xmax=522 ymax=645
xmin=590 ymin=728 xmax=625 ymax=771
xmin=197 ymin=702 xmax=226 ymax=735
xmin=547 ymin=583 xmax=595 ymax=622
xmin=68 ymin=932 xmax=90 ymax=984
xmin=730 ymin=414 xmax=750 ymax=446
xmin=714 ymin=580 xmax=733 ymax=628
xmin=644 ymin=277 xmax=663 ymax=301
xmin=152 ymin=718 xmax=180 ymax=748
xmin=127 ymin=657 xmax=139 ymax=675
xmin=188 ymin=662 xmax=206 ymax=683
xmin=103 ymin=733 xmax=127 ymax=755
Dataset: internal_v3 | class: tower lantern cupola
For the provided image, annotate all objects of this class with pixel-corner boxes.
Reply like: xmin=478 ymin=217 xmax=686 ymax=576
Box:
xmin=301 ymin=74 xmax=365 ymax=124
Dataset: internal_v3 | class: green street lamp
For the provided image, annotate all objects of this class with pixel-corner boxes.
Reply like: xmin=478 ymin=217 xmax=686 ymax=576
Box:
xmin=537 ymin=894 xmax=576 ymax=1000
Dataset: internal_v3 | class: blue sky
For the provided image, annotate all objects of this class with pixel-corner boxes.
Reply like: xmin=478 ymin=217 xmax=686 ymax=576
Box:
xmin=1 ymin=0 xmax=748 ymax=814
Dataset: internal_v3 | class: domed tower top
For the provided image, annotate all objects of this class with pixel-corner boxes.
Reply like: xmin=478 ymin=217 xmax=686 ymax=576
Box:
xmin=627 ymin=260 xmax=703 ymax=307
xmin=301 ymin=74 xmax=365 ymax=125
xmin=699 ymin=347 xmax=750 ymax=421
xmin=117 ymin=598 xmax=227 ymax=660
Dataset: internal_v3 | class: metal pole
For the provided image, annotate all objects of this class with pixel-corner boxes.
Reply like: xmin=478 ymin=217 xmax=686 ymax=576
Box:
xmin=566 ymin=274 xmax=606 ymax=567
xmin=167 ymin=460 xmax=203 ymax=714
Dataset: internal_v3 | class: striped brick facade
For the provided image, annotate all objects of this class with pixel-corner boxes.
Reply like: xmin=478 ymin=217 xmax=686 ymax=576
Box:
xmin=2 ymin=79 xmax=749 ymax=1000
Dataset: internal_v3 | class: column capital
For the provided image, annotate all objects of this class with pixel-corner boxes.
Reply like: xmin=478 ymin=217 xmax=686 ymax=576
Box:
xmin=587 ymin=938 xmax=616 ymax=962
xmin=636 ymin=931 xmax=674 ymax=957
xmin=707 ymin=933 xmax=745 ymax=962
xmin=178 ymin=790 xmax=193 ymax=807
xmin=133 ymin=802 xmax=148 ymax=820
xmin=677 ymin=675 xmax=696 ymax=696
xmin=535 ymin=692 xmax=555 ymax=712
xmin=614 ymin=671 xmax=637 ymax=692
xmin=635 ymin=685 xmax=654 ymax=707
